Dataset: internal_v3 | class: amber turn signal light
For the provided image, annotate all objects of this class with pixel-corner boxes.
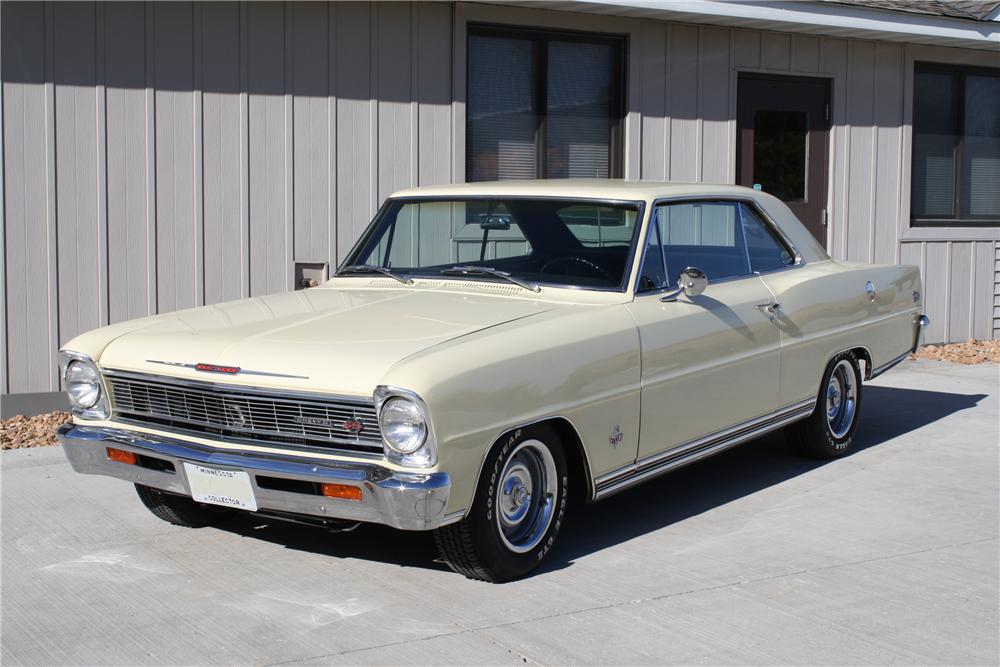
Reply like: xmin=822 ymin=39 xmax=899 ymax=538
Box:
xmin=321 ymin=483 xmax=362 ymax=501
xmin=106 ymin=447 xmax=137 ymax=465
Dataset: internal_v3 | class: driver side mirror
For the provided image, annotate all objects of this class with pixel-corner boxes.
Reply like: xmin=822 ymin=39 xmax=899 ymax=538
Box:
xmin=660 ymin=266 xmax=708 ymax=302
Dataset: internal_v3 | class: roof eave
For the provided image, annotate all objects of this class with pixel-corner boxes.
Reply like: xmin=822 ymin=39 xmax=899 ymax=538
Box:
xmin=481 ymin=0 xmax=1000 ymax=51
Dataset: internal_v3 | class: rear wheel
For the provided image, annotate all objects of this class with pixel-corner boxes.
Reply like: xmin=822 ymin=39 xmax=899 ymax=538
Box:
xmin=134 ymin=484 xmax=237 ymax=528
xmin=786 ymin=351 xmax=863 ymax=459
xmin=434 ymin=424 xmax=568 ymax=582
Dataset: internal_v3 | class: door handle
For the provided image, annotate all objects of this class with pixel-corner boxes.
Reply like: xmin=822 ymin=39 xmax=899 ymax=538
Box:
xmin=755 ymin=302 xmax=780 ymax=320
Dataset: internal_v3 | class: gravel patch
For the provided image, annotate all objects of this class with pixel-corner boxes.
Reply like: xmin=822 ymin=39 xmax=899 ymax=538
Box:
xmin=1 ymin=412 xmax=71 ymax=450
xmin=911 ymin=339 xmax=1000 ymax=365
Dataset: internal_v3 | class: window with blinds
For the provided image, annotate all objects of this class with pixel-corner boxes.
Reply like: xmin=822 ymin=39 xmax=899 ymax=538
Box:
xmin=466 ymin=26 xmax=624 ymax=182
xmin=912 ymin=63 xmax=1000 ymax=226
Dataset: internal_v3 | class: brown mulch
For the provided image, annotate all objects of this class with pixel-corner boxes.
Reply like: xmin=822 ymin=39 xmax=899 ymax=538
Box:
xmin=910 ymin=339 xmax=1000 ymax=365
xmin=1 ymin=411 xmax=71 ymax=450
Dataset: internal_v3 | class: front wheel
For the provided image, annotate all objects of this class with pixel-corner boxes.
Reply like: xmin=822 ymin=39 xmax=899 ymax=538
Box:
xmin=786 ymin=351 xmax=863 ymax=459
xmin=434 ymin=424 xmax=568 ymax=582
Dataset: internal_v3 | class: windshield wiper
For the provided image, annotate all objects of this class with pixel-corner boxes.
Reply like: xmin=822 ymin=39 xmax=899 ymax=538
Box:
xmin=440 ymin=266 xmax=540 ymax=293
xmin=337 ymin=264 xmax=413 ymax=285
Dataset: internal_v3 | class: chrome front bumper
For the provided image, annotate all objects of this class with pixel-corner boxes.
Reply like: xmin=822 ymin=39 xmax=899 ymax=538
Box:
xmin=58 ymin=423 xmax=453 ymax=531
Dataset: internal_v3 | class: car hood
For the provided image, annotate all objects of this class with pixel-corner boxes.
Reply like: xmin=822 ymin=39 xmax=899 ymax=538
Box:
xmin=98 ymin=286 xmax=554 ymax=396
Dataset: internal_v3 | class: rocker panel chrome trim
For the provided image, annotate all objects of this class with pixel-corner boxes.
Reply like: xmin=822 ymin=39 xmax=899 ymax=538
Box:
xmin=594 ymin=398 xmax=816 ymax=499
xmin=870 ymin=351 xmax=910 ymax=379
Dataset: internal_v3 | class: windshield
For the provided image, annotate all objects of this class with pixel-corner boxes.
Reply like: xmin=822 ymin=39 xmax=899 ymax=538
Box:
xmin=342 ymin=198 xmax=643 ymax=290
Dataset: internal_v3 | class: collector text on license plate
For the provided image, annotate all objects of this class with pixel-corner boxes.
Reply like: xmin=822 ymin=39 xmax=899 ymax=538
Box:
xmin=183 ymin=463 xmax=258 ymax=511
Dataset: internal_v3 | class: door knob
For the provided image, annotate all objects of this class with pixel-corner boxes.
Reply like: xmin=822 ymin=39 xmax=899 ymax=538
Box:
xmin=754 ymin=302 xmax=780 ymax=313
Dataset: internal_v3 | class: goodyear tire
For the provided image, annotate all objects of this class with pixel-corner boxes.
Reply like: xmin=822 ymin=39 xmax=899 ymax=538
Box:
xmin=134 ymin=484 xmax=237 ymax=528
xmin=786 ymin=351 xmax=863 ymax=459
xmin=434 ymin=424 xmax=568 ymax=582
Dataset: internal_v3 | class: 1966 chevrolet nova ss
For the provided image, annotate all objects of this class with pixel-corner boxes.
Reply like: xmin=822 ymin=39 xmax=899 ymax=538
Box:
xmin=58 ymin=180 xmax=928 ymax=581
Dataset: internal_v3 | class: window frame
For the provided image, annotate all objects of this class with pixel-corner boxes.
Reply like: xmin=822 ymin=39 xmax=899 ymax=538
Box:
xmin=341 ymin=195 xmax=647 ymax=293
xmin=911 ymin=61 xmax=1000 ymax=227
xmin=466 ymin=23 xmax=627 ymax=182
xmin=634 ymin=196 xmax=803 ymax=295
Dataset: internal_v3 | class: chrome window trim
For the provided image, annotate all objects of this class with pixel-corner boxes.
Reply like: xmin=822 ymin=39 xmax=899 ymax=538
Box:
xmin=632 ymin=195 xmax=805 ymax=296
xmin=341 ymin=195 xmax=648 ymax=294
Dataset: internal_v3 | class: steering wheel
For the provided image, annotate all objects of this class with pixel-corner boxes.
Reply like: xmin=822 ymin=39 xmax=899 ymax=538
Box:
xmin=539 ymin=256 xmax=613 ymax=281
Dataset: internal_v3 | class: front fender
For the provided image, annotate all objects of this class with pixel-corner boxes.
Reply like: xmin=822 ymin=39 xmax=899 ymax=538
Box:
xmin=382 ymin=304 xmax=642 ymax=517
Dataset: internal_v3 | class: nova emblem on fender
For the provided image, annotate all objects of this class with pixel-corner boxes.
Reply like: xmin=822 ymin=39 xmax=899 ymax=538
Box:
xmin=609 ymin=424 xmax=624 ymax=448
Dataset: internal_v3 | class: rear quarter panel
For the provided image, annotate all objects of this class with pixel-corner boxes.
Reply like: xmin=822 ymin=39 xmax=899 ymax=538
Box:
xmin=760 ymin=260 xmax=921 ymax=406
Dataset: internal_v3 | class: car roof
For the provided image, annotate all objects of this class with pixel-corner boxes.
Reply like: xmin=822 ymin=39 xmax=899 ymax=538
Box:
xmin=389 ymin=179 xmax=757 ymax=202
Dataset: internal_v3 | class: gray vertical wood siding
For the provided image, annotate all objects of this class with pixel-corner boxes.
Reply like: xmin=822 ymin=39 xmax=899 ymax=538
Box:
xmin=2 ymin=1 xmax=455 ymax=395
xmin=2 ymin=1 xmax=997 ymax=397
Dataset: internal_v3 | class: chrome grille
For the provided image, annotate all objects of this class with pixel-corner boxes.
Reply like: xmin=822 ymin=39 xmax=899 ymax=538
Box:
xmin=105 ymin=371 xmax=383 ymax=455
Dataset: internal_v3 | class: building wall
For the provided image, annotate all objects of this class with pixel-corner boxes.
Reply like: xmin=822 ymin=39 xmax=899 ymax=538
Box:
xmin=2 ymin=1 xmax=455 ymax=395
xmin=2 ymin=1 xmax=997 ymax=398
xmin=625 ymin=17 xmax=1000 ymax=345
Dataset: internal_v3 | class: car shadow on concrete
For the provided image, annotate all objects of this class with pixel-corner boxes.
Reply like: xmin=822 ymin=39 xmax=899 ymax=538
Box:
xmin=215 ymin=384 xmax=987 ymax=578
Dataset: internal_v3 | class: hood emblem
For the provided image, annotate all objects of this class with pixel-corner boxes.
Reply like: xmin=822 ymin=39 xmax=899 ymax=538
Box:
xmin=146 ymin=360 xmax=309 ymax=380
xmin=196 ymin=363 xmax=240 ymax=375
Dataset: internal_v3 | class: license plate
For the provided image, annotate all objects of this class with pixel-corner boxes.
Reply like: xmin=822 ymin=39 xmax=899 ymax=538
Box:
xmin=183 ymin=463 xmax=258 ymax=511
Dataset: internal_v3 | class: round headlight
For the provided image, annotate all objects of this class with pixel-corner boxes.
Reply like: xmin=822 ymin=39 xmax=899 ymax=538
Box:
xmin=65 ymin=360 xmax=101 ymax=409
xmin=378 ymin=397 xmax=427 ymax=454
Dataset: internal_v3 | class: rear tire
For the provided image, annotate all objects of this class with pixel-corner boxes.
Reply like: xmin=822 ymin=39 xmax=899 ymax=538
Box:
xmin=135 ymin=484 xmax=237 ymax=528
xmin=786 ymin=351 xmax=863 ymax=459
xmin=434 ymin=424 xmax=568 ymax=582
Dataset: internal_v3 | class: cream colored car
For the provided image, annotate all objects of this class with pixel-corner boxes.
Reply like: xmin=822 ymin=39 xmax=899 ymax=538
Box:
xmin=58 ymin=180 xmax=927 ymax=582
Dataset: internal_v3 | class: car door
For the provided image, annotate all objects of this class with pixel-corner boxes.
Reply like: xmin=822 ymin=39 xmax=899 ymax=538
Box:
xmin=625 ymin=199 xmax=783 ymax=461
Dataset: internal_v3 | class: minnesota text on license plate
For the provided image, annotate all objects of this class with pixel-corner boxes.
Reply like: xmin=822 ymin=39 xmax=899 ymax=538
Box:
xmin=182 ymin=462 xmax=258 ymax=511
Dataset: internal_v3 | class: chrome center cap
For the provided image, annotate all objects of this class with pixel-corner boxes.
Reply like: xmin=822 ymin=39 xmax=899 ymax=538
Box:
xmin=499 ymin=463 xmax=533 ymax=526
xmin=827 ymin=382 xmax=842 ymax=415
xmin=511 ymin=483 xmax=529 ymax=508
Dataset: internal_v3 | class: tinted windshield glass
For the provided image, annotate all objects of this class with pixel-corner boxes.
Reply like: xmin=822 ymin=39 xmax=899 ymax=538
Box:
xmin=344 ymin=198 xmax=642 ymax=289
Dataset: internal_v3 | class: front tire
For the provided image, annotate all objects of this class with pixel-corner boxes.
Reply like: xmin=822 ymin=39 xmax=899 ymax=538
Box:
xmin=434 ymin=424 xmax=568 ymax=582
xmin=786 ymin=351 xmax=863 ymax=459
xmin=135 ymin=484 xmax=237 ymax=528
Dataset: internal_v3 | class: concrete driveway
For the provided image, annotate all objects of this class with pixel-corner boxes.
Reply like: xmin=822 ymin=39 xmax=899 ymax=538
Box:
xmin=2 ymin=359 xmax=998 ymax=666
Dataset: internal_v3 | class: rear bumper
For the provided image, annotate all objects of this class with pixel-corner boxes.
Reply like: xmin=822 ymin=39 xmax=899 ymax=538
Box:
xmin=913 ymin=314 xmax=930 ymax=352
xmin=58 ymin=423 xmax=454 ymax=531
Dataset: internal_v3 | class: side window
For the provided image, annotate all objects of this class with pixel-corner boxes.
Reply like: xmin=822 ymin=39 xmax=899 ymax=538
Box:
xmin=739 ymin=203 xmax=796 ymax=273
xmin=637 ymin=211 xmax=667 ymax=291
xmin=658 ymin=201 xmax=750 ymax=283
